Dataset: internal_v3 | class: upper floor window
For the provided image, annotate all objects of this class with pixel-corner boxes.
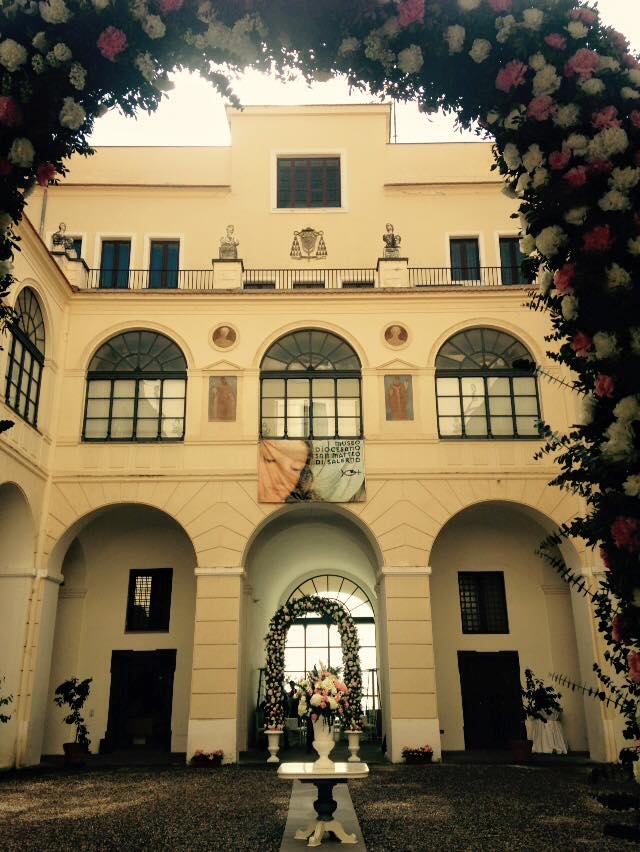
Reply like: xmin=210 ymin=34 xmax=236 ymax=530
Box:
xmin=100 ymin=239 xmax=131 ymax=289
xmin=458 ymin=572 xmax=509 ymax=634
xmin=436 ymin=328 xmax=540 ymax=439
xmin=260 ymin=330 xmax=361 ymax=439
xmin=126 ymin=568 xmax=173 ymax=632
xmin=499 ymin=237 xmax=531 ymax=286
xmin=277 ymin=158 xmax=341 ymax=208
xmin=83 ymin=330 xmax=187 ymax=442
xmin=71 ymin=237 xmax=82 ymax=258
xmin=450 ymin=238 xmax=480 ymax=282
xmin=4 ymin=288 xmax=45 ymax=427
xmin=149 ymin=240 xmax=179 ymax=289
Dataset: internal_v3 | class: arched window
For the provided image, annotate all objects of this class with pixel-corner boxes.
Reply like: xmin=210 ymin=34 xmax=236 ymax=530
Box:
xmin=260 ymin=330 xmax=361 ymax=438
xmin=4 ymin=288 xmax=45 ymax=427
xmin=435 ymin=328 xmax=540 ymax=439
xmin=83 ymin=331 xmax=187 ymax=441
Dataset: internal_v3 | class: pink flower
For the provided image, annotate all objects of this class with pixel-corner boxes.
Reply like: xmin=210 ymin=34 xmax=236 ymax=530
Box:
xmin=488 ymin=0 xmax=512 ymax=11
xmin=565 ymin=48 xmax=600 ymax=80
xmin=583 ymin=225 xmax=613 ymax=253
xmin=600 ymin=546 xmax=612 ymax=570
xmin=623 ymin=53 xmax=640 ymax=70
xmin=158 ymin=0 xmax=183 ymax=10
xmin=589 ymin=159 xmax=613 ymax=177
xmin=612 ymin=614 xmax=629 ymax=645
xmin=630 ymin=111 xmax=640 ymax=130
xmin=594 ymin=375 xmax=615 ymax=398
xmin=628 ymin=652 xmax=640 ymax=684
xmin=612 ymin=517 xmax=640 ymax=553
xmin=496 ymin=60 xmax=528 ymax=93
xmin=606 ymin=28 xmax=628 ymax=53
xmin=569 ymin=8 xmax=597 ymax=26
xmin=36 ymin=162 xmax=56 ymax=187
xmin=549 ymin=148 xmax=571 ymax=171
xmin=545 ymin=33 xmax=567 ymax=50
xmin=592 ymin=106 xmax=621 ymax=130
xmin=554 ymin=263 xmax=576 ymax=294
xmin=527 ymin=95 xmax=556 ymax=121
xmin=397 ymin=0 xmax=425 ymax=28
xmin=97 ymin=26 xmax=128 ymax=62
xmin=0 ymin=96 xmax=21 ymax=127
xmin=564 ymin=166 xmax=588 ymax=188
xmin=571 ymin=331 xmax=592 ymax=357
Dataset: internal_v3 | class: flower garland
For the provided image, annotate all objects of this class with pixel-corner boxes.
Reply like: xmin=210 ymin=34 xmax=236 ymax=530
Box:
xmin=263 ymin=595 xmax=363 ymax=731
xmin=1 ymin=0 xmax=640 ymax=744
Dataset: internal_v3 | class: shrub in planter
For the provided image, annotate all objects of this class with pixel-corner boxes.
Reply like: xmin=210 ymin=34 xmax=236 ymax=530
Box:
xmin=402 ymin=745 xmax=433 ymax=764
xmin=190 ymin=749 xmax=224 ymax=767
xmin=53 ymin=677 xmax=92 ymax=767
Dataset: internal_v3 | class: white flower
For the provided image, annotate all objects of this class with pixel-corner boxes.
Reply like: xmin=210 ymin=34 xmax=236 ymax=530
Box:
xmin=53 ymin=42 xmax=71 ymax=62
xmin=328 ymin=698 xmax=338 ymax=710
xmin=562 ymin=295 xmax=578 ymax=320
xmin=614 ymin=396 xmax=640 ymax=422
xmin=516 ymin=173 xmax=530 ymax=195
xmin=32 ymin=55 xmax=45 ymax=73
xmin=32 ymin=32 xmax=47 ymax=53
xmin=599 ymin=190 xmax=630 ymax=212
xmin=533 ymin=65 xmax=561 ymax=96
xmin=593 ymin=331 xmax=618 ymax=360
xmin=496 ymin=15 xmax=516 ymax=44
xmin=92 ymin=0 xmax=110 ymax=9
xmin=607 ymin=263 xmax=631 ymax=289
xmin=445 ymin=25 xmax=465 ymax=54
xmin=503 ymin=142 xmax=521 ymax=170
xmin=610 ymin=167 xmax=640 ymax=193
xmin=628 ymin=68 xmax=640 ymax=86
xmin=381 ymin=17 xmax=400 ymax=38
xmin=520 ymin=234 xmax=536 ymax=255
xmin=135 ymin=52 xmax=155 ymax=82
xmin=523 ymin=9 xmax=544 ymax=30
xmin=398 ymin=44 xmax=423 ymax=74
xmin=0 ymin=258 xmax=14 ymax=277
xmin=0 ymin=212 xmax=12 ymax=231
xmin=539 ymin=270 xmax=553 ymax=295
xmin=504 ymin=106 xmax=525 ymax=130
xmin=535 ymin=225 xmax=566 ymax=258
xmin=532 ymin=167 xmax=549 ymax=188
xmin=628 ymin=237 xmax=640 ymax=257
xmin=0 ymin=38 xmax=28 ymax=72
xmin=554 ymin=104 xmax=580 ymax=129
xmin=522 ymin=144 xmax=544 ymax=173
xmin=622 ymin=87 xmax=640 ymax=100
xmin=69 ymin=62 xmax=86 ymax=90
xmin=338 ymin=37 xmax=359 ymax=56
xmin=142 ymin=14 xmax=166 ymax=39
xmin=469 ymin=38 xmax=491 ymax=64
xmin=566 ymin=133 xmax=589 ymax=157
xmin=458 ymin=0 xmax=481 ymax=10
xmin=310 ymin=693 xmax=322 ymax=707
xmin=624 ymin=475 xmax=640 ymax=497
xmin=598 ymin=55 xmax=620 ymax=73
xmin=581 ymin=394 xmax=597 ymax=425
xmin=588 ymin=127 xmax=629 ymax=161
xmin=39 ymin=0 xmax=70 ymax=24
xmin=502 ymin=183 xmax=518 ymax=198
xmin=602 ymin=420 xmax=635 ymax=461
xmin=486 ymin=110 xmax=501 ymax=125
xmin=8 ymin=138 xmax=35 ymax=167
xmin=59 ymin=97 xmax=86 ymax=130
xmin=631 ymin=328 xmax=640 ymax=355
xmin=579 ymin=78 xmax=605 ymax=96
xmin=529 ymin=53 xmax=547 ymax=72
xmin=564 ymin=207 xmax=588 ymax=226
xmin=567 ymin=21 xmax=589 ymax=39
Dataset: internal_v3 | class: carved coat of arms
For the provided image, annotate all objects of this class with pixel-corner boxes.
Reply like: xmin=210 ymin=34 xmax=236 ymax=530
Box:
xmin=290 ymin=227 xmax=328 ymax=261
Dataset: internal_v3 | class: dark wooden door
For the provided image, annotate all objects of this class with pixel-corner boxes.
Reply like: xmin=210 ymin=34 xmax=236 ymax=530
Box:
xmin=105 ymin=650 xmax=176 ymax=751
xmin=458 ymin=651 xmax=524 ymax=749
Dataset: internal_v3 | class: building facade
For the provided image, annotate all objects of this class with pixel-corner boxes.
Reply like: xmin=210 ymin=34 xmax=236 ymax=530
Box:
xmin=0 ymin=105 xmax=619 ymax=766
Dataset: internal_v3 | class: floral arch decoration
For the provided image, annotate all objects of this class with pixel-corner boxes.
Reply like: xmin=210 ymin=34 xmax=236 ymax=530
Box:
xmin=264 ymin=594 xmax=363 ymax=731
xmin=1 ymin=1 xmax=640 ymax=725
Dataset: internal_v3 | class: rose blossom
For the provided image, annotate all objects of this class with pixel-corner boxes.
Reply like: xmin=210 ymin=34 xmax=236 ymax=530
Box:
xmin=583 ymin=225 xmax=613 ymax=252
xmin=527 ymin=95 xmax=556 ymax=121
xmin=564 ymin=166 xmax=588 ymax=188
xmin=545 ymin=33 xmax=567 ymax=50
xmin=569 ymin=8 xmax=598 ymax=26
xmin=571 ymin=331 xmax=592 ymax=357
xmin=549 ymin=148 xmax=571 ymax=171
xmin=565 ymin=48 xmax=599 ymax=79
xmin=496 ymin=60 xmax=527 ymax=93
xmin=612 ymin=614 xmax=629 ymax=644
xmin=592 ymin=106 xmax=621 ymax=130
xmin=36 ymin=162 xmax=56 ymax=187
xmin=628 ymin=653 xmax=640 ymax=684
xmin=488 ymin=0 xmax=512 ymax=11
xmin=158 ymin=0 xmax=183 ymax=11
xmin=612 ymin=517 xmax=640 ymax=553
xmin=589 ymin=159 xmax=613 ymax=177
xmin=554 ymin=263 xmax=575 ymax=294
xmin=397 ymin=0 xmax=425 ymax=28
xmin=97 ymin=26 xmax=128 ymax=62
xmin=0 ymin=96 xmax=22 ymax=127
xmin=631 ymin=111 xmax=640 ymax=129
xmin=594 ymin=375 xmax=615 ymax=398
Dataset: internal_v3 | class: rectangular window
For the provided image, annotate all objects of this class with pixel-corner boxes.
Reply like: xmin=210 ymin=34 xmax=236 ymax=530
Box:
xmin=149 ymin=240 xmax=180 ymax=289
xmin=458 ymin=572 xmax=509 ymax=634
xmin=125 ymin=568 xmax=173 ymax=631
xmin=99 ymin=239 xmax=131 ymax=289
xmin=499 ymin=237 xmax=530 ymax=286
xmin=277 ymin=158 xmax=341 ymax=208
xmin=261 ymin=376 xmax=361 ymax=439
xmin=436 ymin=375 xmax=540 ymax=439
xmin=72 ymin=237 xmax=82 ymax=258
xmin=450 ymin=238 xmax=480 ymax=282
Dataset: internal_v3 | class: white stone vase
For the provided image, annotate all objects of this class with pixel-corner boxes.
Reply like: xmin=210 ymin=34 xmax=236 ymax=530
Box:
xmin=346 ymin=730 xmax=361 ymax=763
xmin=312 ymin=718 xmax=335 ymax=770
xmin=266 ymin=729 xmax=281 ymax=763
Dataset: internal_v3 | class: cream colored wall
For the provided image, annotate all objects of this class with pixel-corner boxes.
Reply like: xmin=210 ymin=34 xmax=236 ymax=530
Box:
xmin=41 ymin=506 xmax=196 ymax=755
xmin=430 ymin=503 xmax=587 ymax=753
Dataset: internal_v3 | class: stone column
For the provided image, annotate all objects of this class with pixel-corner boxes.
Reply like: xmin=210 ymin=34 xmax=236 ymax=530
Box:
xmin=187 ymin=567 xmax=244 ymax=763
xmin=377 ymin=566 xmax=441 ymax=762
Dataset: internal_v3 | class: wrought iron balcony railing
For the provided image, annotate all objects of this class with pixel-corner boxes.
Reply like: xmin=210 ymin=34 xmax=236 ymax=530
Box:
xmin=85 ymin=266 xmax=532 ymax=291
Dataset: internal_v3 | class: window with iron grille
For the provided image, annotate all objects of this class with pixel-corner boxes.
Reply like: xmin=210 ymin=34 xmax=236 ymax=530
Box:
xmin=435 ymin=328 xmax=541 ymax=439
xmin=4 ymin=288 xmax=45 ymax=428
xmin=499 ymin=237 xmax=531 ymax=286
xmin=277 ymin=158 xmax=341 ymax=208
xmin=126 ymin=568 xmax=173 ymax=631
xmin=260 ymin=330 xmax=361 ymax=439
xmin=83 ymin=330 xmax=187 ymax=442
xmin=458 ymin=572 xmax=509 ymax=634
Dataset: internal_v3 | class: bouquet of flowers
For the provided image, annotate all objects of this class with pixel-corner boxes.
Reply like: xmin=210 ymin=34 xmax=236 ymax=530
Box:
xmin=296 ymin=663 xmax=349 ymax=725
xmin=401 ymin=745 xmax=433 ymax=764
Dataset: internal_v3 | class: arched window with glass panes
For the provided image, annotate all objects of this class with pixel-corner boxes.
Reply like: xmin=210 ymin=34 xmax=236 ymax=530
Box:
xmin=260 ymin=330 xmax=362 ymax=439
xmin=4 ymin=288 xmax=45 ymax=427
xmin=83 ymin=330 xmax=187 ymax=441
xmin=435 ymin=328 xmax=541 ymax=439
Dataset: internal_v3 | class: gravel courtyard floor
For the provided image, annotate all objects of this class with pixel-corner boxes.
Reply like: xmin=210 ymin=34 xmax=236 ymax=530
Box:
xmin=0 ymin=763 xmax=636 ymax=851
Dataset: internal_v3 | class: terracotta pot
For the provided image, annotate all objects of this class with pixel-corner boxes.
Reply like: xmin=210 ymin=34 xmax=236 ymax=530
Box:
xmin=509 ymin=738 xmax=533 ymax=763
xmin=63 ymin=741 xmax=88 ymax=767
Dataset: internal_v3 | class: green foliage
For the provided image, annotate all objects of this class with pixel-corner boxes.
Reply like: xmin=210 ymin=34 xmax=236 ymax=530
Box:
xmin=0 ymin=676 xmax=12 ymax=724
xmin=521 ymin=668 xmax=562 ymax=722
xmin=53 ymin=677 xmax=92 ymax=747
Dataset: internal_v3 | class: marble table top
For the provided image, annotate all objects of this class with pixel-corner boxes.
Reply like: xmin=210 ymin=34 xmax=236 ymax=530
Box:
xmin=277 ymin=762 xmax=369 ymax=781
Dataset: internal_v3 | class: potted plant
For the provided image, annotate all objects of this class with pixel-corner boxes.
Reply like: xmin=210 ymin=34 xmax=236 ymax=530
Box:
xmin=54 ymin=677 xmax=92 ymax=766
xmin=402 ymin=745 xmax=434 ymax=765
xmin=509 ymin=668 xmax=563 ymax=763
xmin=190 ymin=749 xmax=224 ymax=767
xmin=345 ymin=724 xmax=363 ymax=763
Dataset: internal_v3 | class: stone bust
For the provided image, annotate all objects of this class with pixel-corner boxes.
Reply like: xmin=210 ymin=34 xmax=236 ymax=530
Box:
xmin=51 ymin=222 xmax=76 ymax=257
xmin=219 ymin=224 xmax=239 ymax=260
xmin=382 ymin=223 xmax=401 ymax=258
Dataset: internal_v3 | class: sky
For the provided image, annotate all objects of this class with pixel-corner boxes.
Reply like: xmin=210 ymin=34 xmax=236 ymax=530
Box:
xmin=90 ymin=1 xmax=640 ymax=147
